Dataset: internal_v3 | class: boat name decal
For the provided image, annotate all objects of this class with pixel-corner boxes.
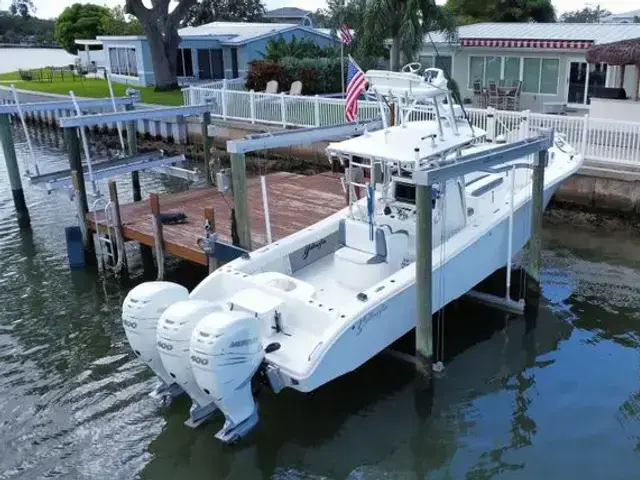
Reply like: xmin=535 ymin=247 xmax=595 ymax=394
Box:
xmin=355 ymin=304 xmax=388 ymax=336
xmin=230 ymin=337 xmax=259 ymax=348
xmin=157 ymin=340 xmax=173 ymax=351
xmin=302 ymin=239 xmax=327 ymax=260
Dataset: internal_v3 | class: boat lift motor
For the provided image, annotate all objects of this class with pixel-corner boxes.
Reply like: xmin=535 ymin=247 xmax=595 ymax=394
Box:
xmin=121 ymin=282 xmax=190 ymax=403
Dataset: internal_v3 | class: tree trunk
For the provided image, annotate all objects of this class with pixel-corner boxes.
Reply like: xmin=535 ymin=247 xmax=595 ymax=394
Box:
xmin=125 ymin=0 xmax=197 ymax=91
xmin=144 ymin=24 xmax=180 ymax=91
xmin=390 ymin=37 xmax=401 ymax=71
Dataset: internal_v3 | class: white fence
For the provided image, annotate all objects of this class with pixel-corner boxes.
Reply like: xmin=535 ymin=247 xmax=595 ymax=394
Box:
xmin=184 ymin=83 xmax=640 ymax=166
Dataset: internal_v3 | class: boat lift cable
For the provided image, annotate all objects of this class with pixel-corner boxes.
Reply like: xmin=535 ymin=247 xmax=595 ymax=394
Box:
xmin=106 ymin=72 xmax=126 ymax=153
xmin=69 ymin=91 xmax=98 ymax=196
xmin=425 ymin=32 xmax=475 ymax=138
xmin=10 ymin=84 xmax=39 ymax=176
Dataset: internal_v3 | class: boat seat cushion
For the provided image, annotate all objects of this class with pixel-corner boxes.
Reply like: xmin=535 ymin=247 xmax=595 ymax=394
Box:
xmin=338 ymin=218 xmax=387 ymax=259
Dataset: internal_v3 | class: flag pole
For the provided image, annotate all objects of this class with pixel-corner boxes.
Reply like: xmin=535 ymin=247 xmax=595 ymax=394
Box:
xmin=341 ymin=41 xmax=345 ymax=98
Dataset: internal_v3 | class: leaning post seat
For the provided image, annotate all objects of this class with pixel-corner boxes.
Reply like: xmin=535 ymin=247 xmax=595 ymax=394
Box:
xmin=334 ymin=218 xmax=407 ymax=291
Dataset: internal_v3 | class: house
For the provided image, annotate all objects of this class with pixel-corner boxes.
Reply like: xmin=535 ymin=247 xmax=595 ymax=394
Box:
xmin=601 ymin=10 xmax=640 ymax=24
xmin=97 ymin=22 xmax=337 ymax=87
xmin=419 ymin=22 xmax=640 ymax=112
xmin=263 ymin=7 xmax=313 ymax=26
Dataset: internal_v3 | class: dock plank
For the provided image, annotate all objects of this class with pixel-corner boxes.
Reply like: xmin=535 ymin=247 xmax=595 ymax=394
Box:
xmin=87 ymin=171 xmax=345 ymax=265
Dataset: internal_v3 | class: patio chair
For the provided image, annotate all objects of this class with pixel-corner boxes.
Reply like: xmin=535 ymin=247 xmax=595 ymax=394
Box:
xmin=504 ymin=81 xmax=522 ymax=111
xmin=264 ymin=80 xmax=278 ymax=94
xmin=288 ymin=80 xmax=302 ymax=96
xmin=472 ymin=80 xmax=486 ymax=108
xmin=487 ymin=82 xmax=499 ymax=108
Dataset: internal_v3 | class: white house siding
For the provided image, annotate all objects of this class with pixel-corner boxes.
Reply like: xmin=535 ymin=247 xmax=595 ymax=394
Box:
xmin=100 ymin=37 xmax=154 ymax=87
xmin=420 ymin=46 xmax=600 ymax=111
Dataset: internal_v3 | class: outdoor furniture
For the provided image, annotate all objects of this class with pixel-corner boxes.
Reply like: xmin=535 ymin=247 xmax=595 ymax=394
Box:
xmin=264 ymin=80 xmax=278 ymax=94
xmin=502 ymin=81 xmax=522 ymax=111
xmin=487 ymin=82 xmax=499 ymax=108
xmin=472 ymin=80 xmax=486 ymax=108
xmin=288 ymin=80 xmax=302 ymax=96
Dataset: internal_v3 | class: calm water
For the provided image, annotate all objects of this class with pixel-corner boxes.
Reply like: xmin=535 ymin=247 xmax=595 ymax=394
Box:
xmin=0 ymin=48 xmax=76 ymax=74
xmin=1 ymin=124 xmax=640 ymax=479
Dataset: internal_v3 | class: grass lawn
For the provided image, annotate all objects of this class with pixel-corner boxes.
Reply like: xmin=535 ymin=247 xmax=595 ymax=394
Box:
xmin=0 ymin=70 xmax=184 ymax=106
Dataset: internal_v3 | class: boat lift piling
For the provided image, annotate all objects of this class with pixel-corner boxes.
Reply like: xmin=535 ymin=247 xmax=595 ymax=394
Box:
xmin=412 ymin=130 xmax=554 ymax=376
xmin=0 ymin=113 xmax=30 ymax=229
xmin=58 ymin=103 xmax=214 ymax=273
xmin=220 ymin=119 xmax=385 ymax=255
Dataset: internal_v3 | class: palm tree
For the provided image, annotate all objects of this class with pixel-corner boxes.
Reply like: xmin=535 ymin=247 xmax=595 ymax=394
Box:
xmin=361 ymin=0 xmax=457 ymax=71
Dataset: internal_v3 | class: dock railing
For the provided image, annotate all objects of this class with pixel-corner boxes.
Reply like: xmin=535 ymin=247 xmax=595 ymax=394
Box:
xmin=184 ymin=82 xmax=640 ymax=166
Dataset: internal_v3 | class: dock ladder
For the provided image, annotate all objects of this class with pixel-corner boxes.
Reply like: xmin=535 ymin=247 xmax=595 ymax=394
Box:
xmin=91 ymin=197 xmax=118 ymax=272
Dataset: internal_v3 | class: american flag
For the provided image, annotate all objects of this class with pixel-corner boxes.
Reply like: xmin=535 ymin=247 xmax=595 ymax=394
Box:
xmin=339 ymin=25 xmax=353 ymax=45
xmin=345 ymin=57 xmax=367 ymax=123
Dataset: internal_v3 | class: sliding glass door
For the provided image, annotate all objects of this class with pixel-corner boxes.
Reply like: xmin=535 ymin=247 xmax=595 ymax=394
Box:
xmin=566 ymin=59 xmax=607 ymax=104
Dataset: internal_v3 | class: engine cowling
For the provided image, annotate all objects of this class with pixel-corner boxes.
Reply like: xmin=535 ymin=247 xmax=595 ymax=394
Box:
xmin=156 ymin=299 xmax=222 ymax=409
xmin=122 ymin=281 xmax=189 ymax=391
xmin=190 ymin=310 xmax=265 ymax=443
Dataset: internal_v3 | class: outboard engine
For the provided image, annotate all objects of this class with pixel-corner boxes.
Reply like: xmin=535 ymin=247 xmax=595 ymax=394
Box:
xmin=190 ymin=309 xmax=265 ymax=443
xmin=122 ymin=281 xmax=189 ymax=402
xmin=156 ymin=300 xmax=223 ymax=427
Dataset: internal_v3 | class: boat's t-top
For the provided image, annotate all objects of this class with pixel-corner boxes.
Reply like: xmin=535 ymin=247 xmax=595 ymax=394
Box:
xmin=328 ymin=63 xmax=485 ymax=220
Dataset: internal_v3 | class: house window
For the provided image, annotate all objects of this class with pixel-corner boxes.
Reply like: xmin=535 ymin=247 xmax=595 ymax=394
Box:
xmin=523 ymin=58 xmax=559 ymax=94
xmin=469 ymin=55 xmax=559 ymax=94
xmin=419 ymin=55 xmax=452 ymax=74
xmin=176 ymin=48 xmax=193 ymax=77
xmin=503 ymin=57 xmax=520 ymax=86
xmin=108 ymin=47 xmax=137 ymax=77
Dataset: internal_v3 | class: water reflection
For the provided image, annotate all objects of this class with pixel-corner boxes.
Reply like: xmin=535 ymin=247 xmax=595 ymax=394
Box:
xmin=1 ymin=124 xmax=640 ymax=479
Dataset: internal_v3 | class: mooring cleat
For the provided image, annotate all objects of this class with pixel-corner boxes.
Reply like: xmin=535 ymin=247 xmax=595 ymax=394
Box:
xmin=184 ymin=401 xmax=218 ymax=428
xmin=214 ymin=410 xmax=259 ymax=444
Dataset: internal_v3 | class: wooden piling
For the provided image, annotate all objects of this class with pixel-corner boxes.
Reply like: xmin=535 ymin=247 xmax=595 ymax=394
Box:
xmin=415 ymin=184 xmax=433 ymax=376
xmin=525 ymin=149 xmax=546 ymax=320
xmin=149 ymin=193 xmax=165 ymax=280
xmin=125 ymin=109 xmax=141 ymax=202
xmin=204 ymin=206 xmax=218 ymax=273
xmin=108 ymin=180 xmax=128 ymax=278
xmin=71 ymin=170 xmax=94 ymax=265
xmin=202 ymin=112 xmax=212 ymax=186
xmin=0 ymin=113 xmax=30 ymax=229
xmin=67 ymin=128 xmax=95 ymax=265
xmin=230 ymin=152 xmax=252 ymax=250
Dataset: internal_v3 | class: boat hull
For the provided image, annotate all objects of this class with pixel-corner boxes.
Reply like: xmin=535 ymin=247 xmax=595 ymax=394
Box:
xmin=293 ymin=175 xmax=562 ymax=392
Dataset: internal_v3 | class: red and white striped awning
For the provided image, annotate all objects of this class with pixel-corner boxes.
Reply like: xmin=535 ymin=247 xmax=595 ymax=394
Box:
xmin=461 ymin=38 xmax=594 ymax=50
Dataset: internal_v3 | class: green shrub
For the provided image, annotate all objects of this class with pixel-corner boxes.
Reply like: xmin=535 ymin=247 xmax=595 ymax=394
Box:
xmin=246 ymin=57 xmax=343 ymax=95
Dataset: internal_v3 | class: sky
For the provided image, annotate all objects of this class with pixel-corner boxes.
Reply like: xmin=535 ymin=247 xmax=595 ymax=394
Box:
xmin=22 ymin=0 xmax=640 ymax=21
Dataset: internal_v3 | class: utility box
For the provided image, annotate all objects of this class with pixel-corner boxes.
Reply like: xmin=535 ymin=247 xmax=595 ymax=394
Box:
xmin=216 ymin=168 xmax=231 ymax=193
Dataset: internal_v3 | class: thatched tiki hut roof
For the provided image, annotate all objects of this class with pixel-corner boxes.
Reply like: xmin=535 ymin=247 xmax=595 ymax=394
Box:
xmin=586 ymin=37 xmax=640 ymax=66
xmin=586 ymin=38 xmax=640 ymax=100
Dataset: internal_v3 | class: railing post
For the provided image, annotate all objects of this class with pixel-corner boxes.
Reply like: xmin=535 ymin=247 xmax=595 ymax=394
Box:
xmin=280 ymin=92 xmax=286 ymax=127
xmin=580 ymin=114 xmax=589 ymax=156
xmin=519 ymin=109 xmax=530 ymax=140
xmin=486 ymin=106 xmax=496 ymax=142
xmin=250 ymin=89 xmax=256 ymax=124
xmin=222 ymin=83 xmax=228 ymax=120
xmin=314 ymin=95 xmax=320 ymax=126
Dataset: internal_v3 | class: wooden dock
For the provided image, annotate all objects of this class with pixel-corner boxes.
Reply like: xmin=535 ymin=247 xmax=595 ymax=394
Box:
xmin=87 ymin=172 xmax=345 ymax=266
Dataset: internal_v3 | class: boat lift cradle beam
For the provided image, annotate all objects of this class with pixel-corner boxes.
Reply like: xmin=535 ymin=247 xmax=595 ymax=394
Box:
xmin=0 ymin=97 xmax=136 ymax=115
xmin=211 ymin=119 xmax=386 ymax=260
xmin=224 ymin=119 xmax=385 ymax=154
xmin=412 ymin=132 xmax=554 ymax=187
xmin=28 ymin=152 xmax=187 ymax=192
xmin=59 ymin=104 xmax=214 ymax=128
xmin=413 ymin=129 xmax=553 ymax=376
